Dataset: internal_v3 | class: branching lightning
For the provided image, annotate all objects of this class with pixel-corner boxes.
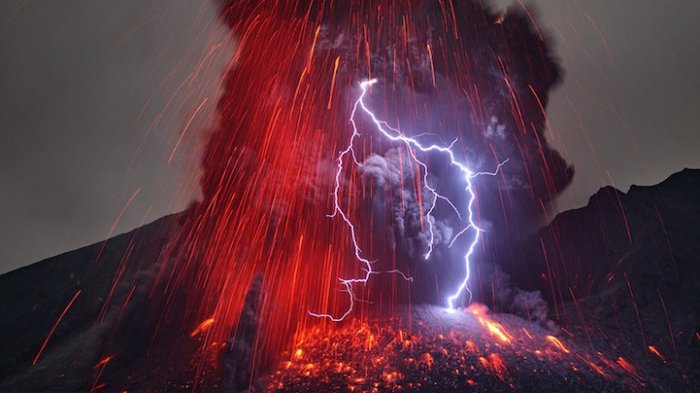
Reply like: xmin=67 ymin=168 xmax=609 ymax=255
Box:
xmin=309 ymin=79 xmax=507 ymax=321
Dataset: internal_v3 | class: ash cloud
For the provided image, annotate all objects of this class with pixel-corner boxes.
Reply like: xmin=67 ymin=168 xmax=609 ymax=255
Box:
xmin=318 ymin=1 xmax=573 ymax=305
xmin=212 ymin=1 xmax=574 ymax=308
xmin=490 ymin=264 xmax=557 ymax=330
xmin=318 ymin=1 xmax=573 ymax=238
xmin=359 ymin=149 xmax=455 ymax=261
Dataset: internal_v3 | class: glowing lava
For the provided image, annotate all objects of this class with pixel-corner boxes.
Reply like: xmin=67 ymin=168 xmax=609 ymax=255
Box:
xmin=468 ymin=304 xmax=513 ymax=344
xmin=269 ymin=306 xmax=647 ymax=392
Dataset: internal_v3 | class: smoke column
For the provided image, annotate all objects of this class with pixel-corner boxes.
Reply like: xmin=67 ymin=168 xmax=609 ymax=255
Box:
xmin=147 ymin=0 xmax=573 ymax=372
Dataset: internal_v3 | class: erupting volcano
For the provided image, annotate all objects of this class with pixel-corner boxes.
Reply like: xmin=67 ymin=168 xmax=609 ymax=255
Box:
xmin=163 ymin=1 xmax=577 ymax=379
xmin=184 ymin=0 xmax=574 ymax=365
xmin=0 ymin=1 xmax=698 ymax=393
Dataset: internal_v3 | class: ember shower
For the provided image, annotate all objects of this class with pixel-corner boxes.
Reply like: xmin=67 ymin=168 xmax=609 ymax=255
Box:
xmin=149 ymin=0 xmax=574 ymax=374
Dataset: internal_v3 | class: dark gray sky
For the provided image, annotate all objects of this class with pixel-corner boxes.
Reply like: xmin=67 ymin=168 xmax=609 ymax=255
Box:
xmin=1 ymin=0 xmax=698 ymax=274
xmin=0 ymin=0 xmax=234 ymax=273
xmin=492 ymin=0 xmax=700 ymax=211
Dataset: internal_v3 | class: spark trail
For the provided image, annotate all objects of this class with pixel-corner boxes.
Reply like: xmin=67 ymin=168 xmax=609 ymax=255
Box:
xmin=310 ymin=79 xmax=506 ymax=321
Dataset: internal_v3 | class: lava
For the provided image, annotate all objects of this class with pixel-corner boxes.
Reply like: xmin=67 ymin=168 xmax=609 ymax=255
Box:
xmin=265 ymin=305 xmax=649 ymax=392
xmin=468 ymin=304 xmax=513 ymax=344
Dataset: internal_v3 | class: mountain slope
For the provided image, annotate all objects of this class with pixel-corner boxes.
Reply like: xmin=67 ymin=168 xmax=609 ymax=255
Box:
xmin=0 ymin=212 xmax=184 ymax=391
xmin=0 ymin=169 xmax=697 ymax=392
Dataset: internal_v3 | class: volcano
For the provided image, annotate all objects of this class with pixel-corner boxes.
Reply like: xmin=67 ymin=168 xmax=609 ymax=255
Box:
xmin=0 ymin=169 xmax=698 ymax=392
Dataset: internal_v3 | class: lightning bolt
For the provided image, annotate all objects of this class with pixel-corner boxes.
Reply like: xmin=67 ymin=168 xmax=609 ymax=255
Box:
xmin=310 ymin=79 xmax=507 ymax=321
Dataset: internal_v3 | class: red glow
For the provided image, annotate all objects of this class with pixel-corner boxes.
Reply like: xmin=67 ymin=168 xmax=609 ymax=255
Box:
xmin=468 ymin=304 xmax=512 ymax=344
xmin=262 ymin=308 xmax=647 ymax=391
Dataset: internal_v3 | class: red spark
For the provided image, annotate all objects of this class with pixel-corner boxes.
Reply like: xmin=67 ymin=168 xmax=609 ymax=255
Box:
xmin=647 ymin=345 xmax=666 ymax=362
xmin=93 ymin=355 xmax=115 ymax=369
xmin=33 ymin=289 xmax=82 ymax=365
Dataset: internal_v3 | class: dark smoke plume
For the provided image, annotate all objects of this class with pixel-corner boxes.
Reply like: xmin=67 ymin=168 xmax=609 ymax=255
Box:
xmin=274 ymin=1 xmax=575 ymax=304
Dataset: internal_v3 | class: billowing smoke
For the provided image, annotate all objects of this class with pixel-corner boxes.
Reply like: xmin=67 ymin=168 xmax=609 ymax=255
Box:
xmin=489 ymin=264 xmax=557 ymax=330
xmin=304 ymin=1 xmax=575 ymax=305
xmin=359 ymin=149 xmax=454 ymax=261
xmin=178 ymin=0 xmax=576 ymax=363
xmin=322 ymin=3 xmax=574 ymax=238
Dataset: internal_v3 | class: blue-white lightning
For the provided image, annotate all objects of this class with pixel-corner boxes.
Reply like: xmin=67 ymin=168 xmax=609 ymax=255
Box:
xmin=309 ymin=79 xmax=506 ymax=321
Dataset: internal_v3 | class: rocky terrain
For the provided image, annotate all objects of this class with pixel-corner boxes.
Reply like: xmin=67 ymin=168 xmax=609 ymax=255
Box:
xmin=263 ymin=304 xmax=680 ymax=392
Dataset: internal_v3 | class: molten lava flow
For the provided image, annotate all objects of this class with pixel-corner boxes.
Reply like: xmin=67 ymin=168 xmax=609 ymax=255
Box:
xmin=468 ymin=303 xmax=512 ymax=344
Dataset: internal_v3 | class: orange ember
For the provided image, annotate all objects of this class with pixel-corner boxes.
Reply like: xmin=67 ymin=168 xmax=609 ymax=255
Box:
xmin=190 ymin=318 xmax=215 ymax=337
xmin=647 ymin=345 xmax=666 ymax=362
xmin=546 ymin=335 xmax=570 ymax=353
xmin=261 ymin=306 xmax=647 ymax=392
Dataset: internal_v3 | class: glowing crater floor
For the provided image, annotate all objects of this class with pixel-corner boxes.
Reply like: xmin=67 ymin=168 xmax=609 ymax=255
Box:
xmin=261 ymin=305 xmax=681 ymax=393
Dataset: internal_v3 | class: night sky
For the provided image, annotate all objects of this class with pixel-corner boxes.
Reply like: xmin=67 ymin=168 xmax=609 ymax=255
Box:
xmin=1 ymin=0 xmax=699 ymax=274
